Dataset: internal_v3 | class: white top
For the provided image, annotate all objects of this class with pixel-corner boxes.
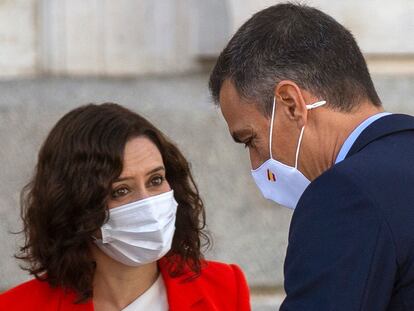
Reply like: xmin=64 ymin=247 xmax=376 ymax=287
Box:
xmin=122 ymin=274 xmax=169 ymax=311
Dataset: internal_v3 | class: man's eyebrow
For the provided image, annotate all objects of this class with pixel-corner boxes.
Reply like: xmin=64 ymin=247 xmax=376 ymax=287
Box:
xmin=113 ymin=166 xmax=165 ymax=182
xmin=231 ymin=128 xmax=253 ymax=143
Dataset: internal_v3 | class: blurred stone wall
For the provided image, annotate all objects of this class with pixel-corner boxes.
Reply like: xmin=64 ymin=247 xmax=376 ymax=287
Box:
xmin=2 ymin=0 xmax=414 ymax=77
xmin=1 ymin=1 xmax=414 ymax=310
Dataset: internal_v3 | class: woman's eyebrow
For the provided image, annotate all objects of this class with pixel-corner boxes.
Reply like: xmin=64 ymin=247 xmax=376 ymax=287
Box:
xmin=113 ymin=166 xmax=166 ymax=182
xmin=145 ymin=166 xmax=165 ymax=176
xmin=113 ymin=176 xmax=134 ymax=183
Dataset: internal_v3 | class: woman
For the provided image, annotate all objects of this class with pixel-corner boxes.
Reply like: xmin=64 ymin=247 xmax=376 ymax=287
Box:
xmin=0 ymin=103 xmax=250 ymax=311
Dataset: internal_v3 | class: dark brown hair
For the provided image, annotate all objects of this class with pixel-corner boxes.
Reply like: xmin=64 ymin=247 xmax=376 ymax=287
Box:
xmin=209 ymin=3 xmax=381 ymax=114
xmin=17 ymin=103 xmax=209 ymax=302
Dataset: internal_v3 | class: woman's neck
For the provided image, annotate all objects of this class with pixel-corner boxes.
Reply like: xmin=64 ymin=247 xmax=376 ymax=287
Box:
xmin=91 ymin=245 xmax=159 ymax=311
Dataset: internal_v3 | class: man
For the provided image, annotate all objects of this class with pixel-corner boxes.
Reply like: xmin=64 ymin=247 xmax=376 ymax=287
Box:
xmin=209 ymin=3 xmax=414 ymax=310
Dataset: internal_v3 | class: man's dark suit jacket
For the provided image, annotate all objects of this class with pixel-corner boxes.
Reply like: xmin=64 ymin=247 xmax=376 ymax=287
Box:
xmin=280 ymin=114 xmax=414 ymax=311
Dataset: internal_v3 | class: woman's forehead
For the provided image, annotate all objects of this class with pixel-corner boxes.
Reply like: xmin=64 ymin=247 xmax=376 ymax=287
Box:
xmin=121 ymin=137 xmax=164 ymax=176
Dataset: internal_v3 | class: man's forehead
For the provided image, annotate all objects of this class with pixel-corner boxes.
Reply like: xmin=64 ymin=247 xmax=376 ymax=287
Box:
xmin=219 ymin=82 xmax=248 ymax=132
xmin=219 ymin=80 xmax=242 ymax=113
xmin=219 ymin=80 xmax=256 ymax=121
xmin=218 ymin=80 xmax=268 ymax=137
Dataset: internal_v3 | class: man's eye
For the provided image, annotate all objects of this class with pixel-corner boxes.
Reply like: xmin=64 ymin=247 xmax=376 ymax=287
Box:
xmin=244 ymin=139 xmax=252 ymax=149
xmin=150 ymin=176 xmax=164 ymax=187
xmin=111 ymin=187 xmax=130 ymax=198
xmin=243 ymin=134 xmax=257 ymax=149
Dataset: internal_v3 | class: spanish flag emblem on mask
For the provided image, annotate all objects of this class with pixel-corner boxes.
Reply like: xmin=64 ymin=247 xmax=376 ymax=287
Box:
xmin=267 ymin=169 xmax=276 ymax=182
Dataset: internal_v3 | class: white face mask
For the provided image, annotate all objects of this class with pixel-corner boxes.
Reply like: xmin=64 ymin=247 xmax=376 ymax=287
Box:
xmin=94 ymin=190 xmax=178 ymax=266
xmin=251 ymin=97 xmax=326 ymax=209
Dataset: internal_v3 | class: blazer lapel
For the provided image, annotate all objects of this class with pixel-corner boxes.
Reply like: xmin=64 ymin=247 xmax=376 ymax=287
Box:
xmin=346 ymin=114 xmax=414 ymax=159
xmin=159 ymin=260 xmax=218 ymax=311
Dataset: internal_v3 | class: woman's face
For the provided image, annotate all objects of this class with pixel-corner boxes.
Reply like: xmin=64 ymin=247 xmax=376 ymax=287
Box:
xmin=107 ymin=136 xmax=171 ymax=209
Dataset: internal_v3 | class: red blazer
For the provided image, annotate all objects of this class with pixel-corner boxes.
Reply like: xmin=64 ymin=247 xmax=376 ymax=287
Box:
xmin=0 ymin=259 xmax=251 ymax=311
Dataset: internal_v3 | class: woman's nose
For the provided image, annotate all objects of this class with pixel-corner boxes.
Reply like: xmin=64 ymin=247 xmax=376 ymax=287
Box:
xmin=133 ymin=185 xmax=152 ymax=201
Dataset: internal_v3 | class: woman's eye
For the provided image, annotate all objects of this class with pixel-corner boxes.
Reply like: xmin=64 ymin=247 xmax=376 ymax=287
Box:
xmin=111 ymin=187 xmax=130 ymax=198
xmin=150 ymin=176 xmax=164 ymax=187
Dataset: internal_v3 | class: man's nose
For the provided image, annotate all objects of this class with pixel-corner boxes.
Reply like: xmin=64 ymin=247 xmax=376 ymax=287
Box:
xmin=250 ymin=150 xmax=263 ymax=170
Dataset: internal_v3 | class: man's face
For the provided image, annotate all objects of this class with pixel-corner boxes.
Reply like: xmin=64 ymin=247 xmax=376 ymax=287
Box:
xmin=219 ymin=80 xmax=274 ymax=169
xmin=219 ymin=79 xmax=300 ymax=171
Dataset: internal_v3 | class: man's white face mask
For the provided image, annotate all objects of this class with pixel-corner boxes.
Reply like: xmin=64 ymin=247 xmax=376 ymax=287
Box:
xmin=251 ymin=97 xmax=326 ymax=209
xmin=94 ymin=190 xmax=178 ymax=266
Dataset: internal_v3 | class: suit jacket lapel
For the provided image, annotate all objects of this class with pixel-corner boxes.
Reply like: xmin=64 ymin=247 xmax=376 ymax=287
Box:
xmin=346 ymin=114 xmax=414 ymax=159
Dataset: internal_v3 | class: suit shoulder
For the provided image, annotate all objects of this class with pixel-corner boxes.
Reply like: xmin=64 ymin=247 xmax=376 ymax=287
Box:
xmin=295 ymin=164 xmax=381 ymax=229
xmin=301 ymin=165 xmax=368 ymax=203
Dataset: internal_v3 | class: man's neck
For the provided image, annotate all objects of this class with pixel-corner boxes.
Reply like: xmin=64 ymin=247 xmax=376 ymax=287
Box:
xmin=304 ymin=101 xmax=384 ymax=181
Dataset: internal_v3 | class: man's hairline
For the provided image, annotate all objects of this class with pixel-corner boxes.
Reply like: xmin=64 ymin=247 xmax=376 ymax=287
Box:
xmin=214 ymin=78 xmax=274 ymax=118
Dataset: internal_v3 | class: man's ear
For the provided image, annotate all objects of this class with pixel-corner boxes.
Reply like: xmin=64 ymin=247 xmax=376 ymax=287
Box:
xmin=275 ymin=81 xmax=308 ymax=129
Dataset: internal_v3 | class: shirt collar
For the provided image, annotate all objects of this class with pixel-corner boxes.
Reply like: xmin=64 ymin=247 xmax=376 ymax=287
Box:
xmin=335 ymin=112 xmax=392 ymax=164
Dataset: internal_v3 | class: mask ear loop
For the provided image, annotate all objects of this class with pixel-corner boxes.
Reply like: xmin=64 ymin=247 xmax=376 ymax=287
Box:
xmin=295 ymin=100 xmax=326 ymax=169
xmin=295 ymin=127 xmax=305 ymax=169
xmin=306 ymin=100 xmax=326 ymax=110
xmin=269 ymin=97 xmax=277 ymax=159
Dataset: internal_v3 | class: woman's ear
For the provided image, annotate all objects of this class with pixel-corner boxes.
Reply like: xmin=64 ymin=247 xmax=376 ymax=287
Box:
xmin=275 ymin=80 xmax=308 ymax=129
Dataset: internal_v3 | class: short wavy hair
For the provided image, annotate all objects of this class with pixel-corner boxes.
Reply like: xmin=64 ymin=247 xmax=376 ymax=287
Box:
xmin=17 ymin=103 xmax=210 ymax=302
xmin=209 ymin=3 xmax=381 ymax=114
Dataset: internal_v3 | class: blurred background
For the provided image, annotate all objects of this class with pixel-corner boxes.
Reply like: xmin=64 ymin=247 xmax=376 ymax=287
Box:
xmin=1 ymin=1 xmax=414 ymax=310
